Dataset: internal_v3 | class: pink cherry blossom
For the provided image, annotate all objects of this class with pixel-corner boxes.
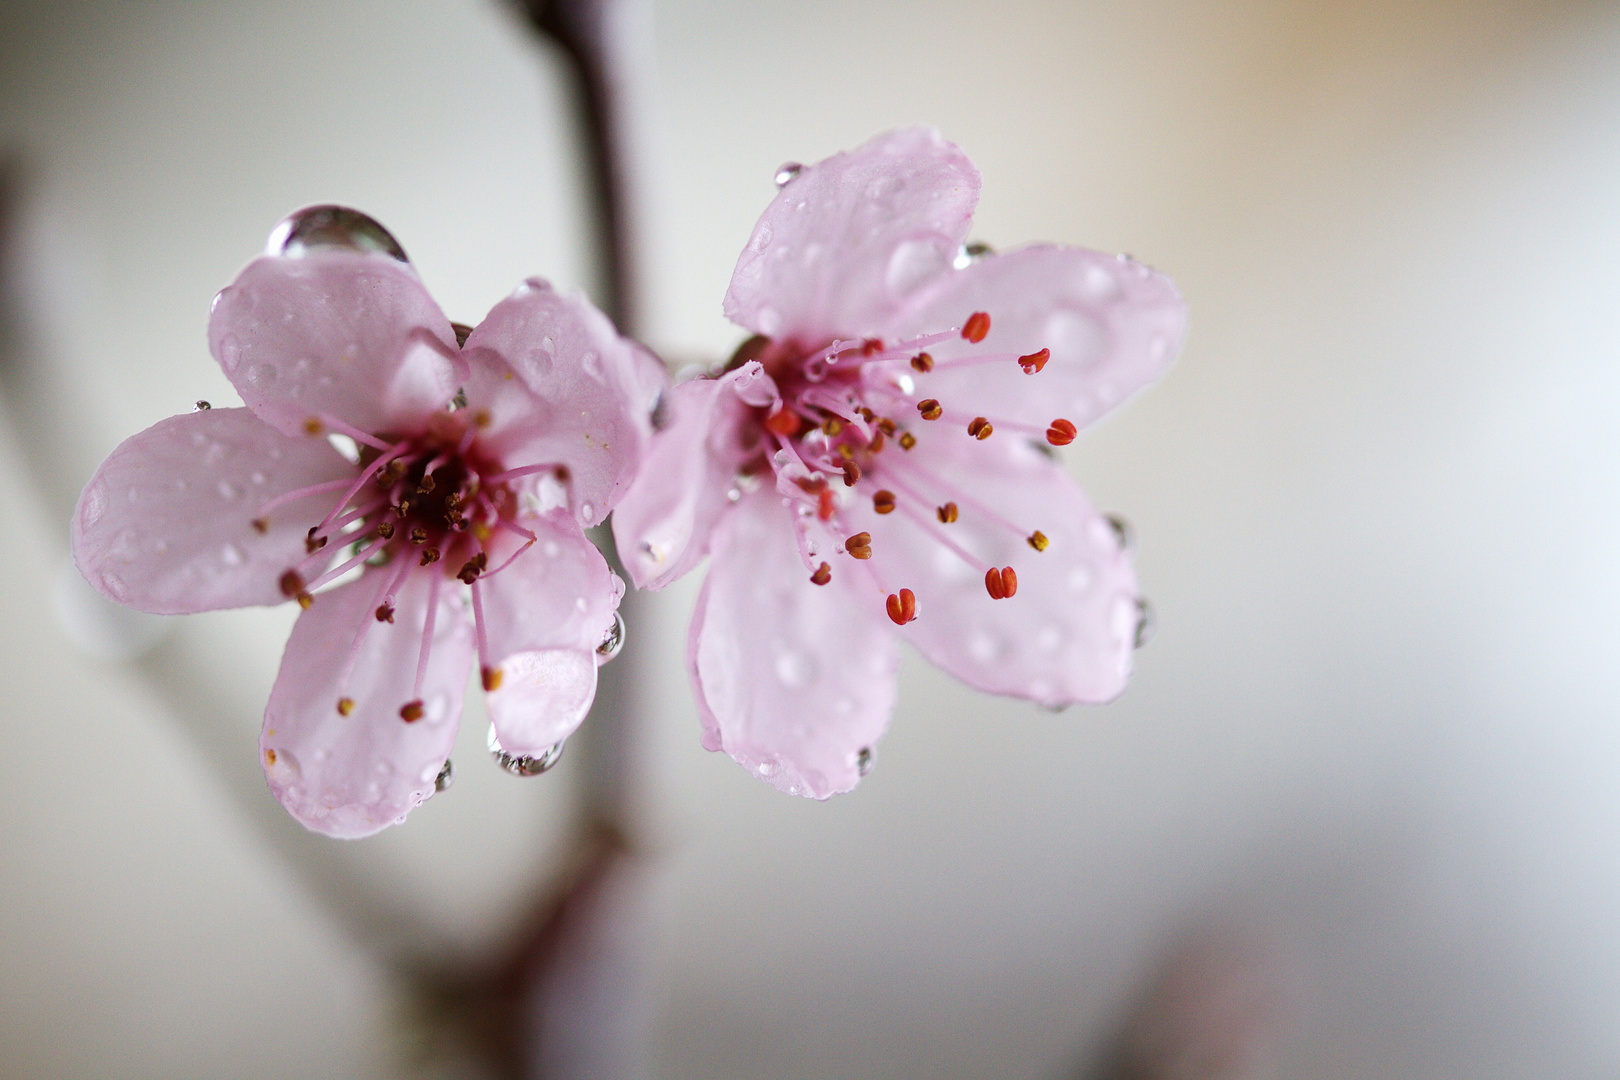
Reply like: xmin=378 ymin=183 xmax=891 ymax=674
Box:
xmin=73 ymin=207 xmax=665 ymax=838
xmin=612 ymin=129 xmax=1186 ymax=799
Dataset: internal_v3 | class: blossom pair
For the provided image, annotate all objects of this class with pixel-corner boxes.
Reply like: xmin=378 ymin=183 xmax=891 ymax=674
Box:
xmin=73 ymin=130 xmax=1185 ymax=837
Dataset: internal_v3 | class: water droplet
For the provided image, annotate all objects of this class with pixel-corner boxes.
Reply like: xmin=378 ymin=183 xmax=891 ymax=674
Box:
xmin=580 ymin=350 xmax=604 ymax=382
xmin=1106 ymin=513 xmax=1135 ymax=553
xmin=774 ymin=649 xmax=816 ymax=688
xmin=250 ymin=471 xmax=267 ymax=485
xmin=580 ymin=502 xmax=594 ymax=524
xmin=1082 ymin=262 xmax=1119 ymax=301
xmin=750 ymin=220 xmax=774 ymax=254
xmin=774 ymin=162 xmax=802 ymax=186
xmin=218 ymin=334 xmax=241 ymax=372
xmin=267 ymin=205 xmax=409 ymax=263
xmin=543 ymin=540 xmax=561 ymax=558
xmin=856 ymin=746 xmax=874 ymax=777
xmin=433 ymin=759 xmax=454 ymax=792
xmin=193 ymin=400 xmax=211 ymax=411
xmin=80 ymin=484 xmax=106 ymax=525
xmin=1134 ymin=598 xmax=1155 ymax=649
xmin=757 ymin=759 xmax=779 ymax=778
xmin=487 ymin=724 xmax=565 ymax=776
xmin=247 ymin=363 xmax=277 ymax=389
xmin=727 ymin=486 xmax=742 ymax=503
xmin=952 ymin=240 xmax=995 ymax=270
xmin=220 ymin=542 xmax=244 ymax=567
xmin=595 ymin=610 xmax=626 ymax=663
xmin=217 ymin=480 xmax=240 ymax=502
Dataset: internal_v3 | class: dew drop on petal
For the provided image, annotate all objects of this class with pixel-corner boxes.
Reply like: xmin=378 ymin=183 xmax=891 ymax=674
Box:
xmin=220 ymin=542 xmax=244 ymax=568
xmin=750 ymin=220 xmax=774 ymax=253
xmin=1105 ymin=513 xmax=1135 ymax=553
xmin=856 ymin=746 xmax=874 ymax=777
xmin=774 ymin=649 xmax=816 ymax=688
xmin=433 ymin=759 xmax=454 ymax=792
xmin=80 ymin=483 xmax=106 ymax=526
xmin=247 ymin=363 xmax=278 ymax=389
xmin=773 ymin=162 xmax=802 ymax=186
xmin=267 ymin=205 xmax=409 ymax=263
xmin=596 ymin=610 xmax=626 ymax=663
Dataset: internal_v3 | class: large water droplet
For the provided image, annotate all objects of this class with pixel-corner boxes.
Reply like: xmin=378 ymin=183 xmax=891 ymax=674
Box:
xmin=596 ymin=610 xmax=626 ymax=664
xmin=193 ymin=400 xmax=211 ymax=412
xmin=774 ymin=162 xmax=803 ymax=187
xmin=267 ymin=205 xmax=409 ymax=262
xmin=487 ymin=724 xmax=565 ymax=776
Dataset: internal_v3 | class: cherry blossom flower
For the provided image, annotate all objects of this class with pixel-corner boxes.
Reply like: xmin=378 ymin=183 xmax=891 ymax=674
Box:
xmin=73 ymin=207 xmax=665 ymax=838
xmin=612 ymin=129 xmax=1186 ymax=799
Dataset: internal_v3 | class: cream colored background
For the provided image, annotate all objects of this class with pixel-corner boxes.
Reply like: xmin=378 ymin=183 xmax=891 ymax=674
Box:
xmin=4 ymin=0 xmax=1620 ymax=1076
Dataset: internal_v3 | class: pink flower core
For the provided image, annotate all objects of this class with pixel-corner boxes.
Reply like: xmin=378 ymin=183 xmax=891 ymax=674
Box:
xmin=726 ymin=310 xmax=1075 ymax=611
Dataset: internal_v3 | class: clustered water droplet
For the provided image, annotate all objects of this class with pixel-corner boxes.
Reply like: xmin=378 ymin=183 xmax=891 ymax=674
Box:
xmin=487 ymin=723 xmax=565 ymax=777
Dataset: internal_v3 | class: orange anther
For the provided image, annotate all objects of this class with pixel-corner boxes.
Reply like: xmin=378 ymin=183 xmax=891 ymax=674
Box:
xmin=910 ymin=352 xmax=934 ymax=372
xmin=985 ymin=566 xmax=1017 ymax=599
xmin=1027 ymin=530 xmax=1049 ymax=552
xmin=336 ymin=697 xmax=355 ymax=716
xmin=937 ymin=502 xmax=959 ymax=524
xmin=872 ymin=490 xmax=897 ymax=514
xmin=481 ymin=666 xmax=503 ymax=692
xmin=917 ymin=399 xmax=942 ymax=421
xmin=841 ymin=461 xmax=861 ymax=487
xmin=810 ymin=562 xmax=832 ymax=586
xmin=846 ymin=532 xmax=873 ymax=560
xmin=817 ymin=488 xmax=835 ymax=521
xmin=278 ymin=570 xmax=306 ymax=598
xmin=823 ymin=416 xmax=844 ymax=436
xmin=967 ymin=416 xmax=993 ymax=440
xmin=898 ymin=431 xmax=917 ymax=450
xmin=886 ymin=588 xmax=917 ymax=625
xmin=1018 ymin=348 xmax=1050 ymax=374
xmin=766 ymin=406 xmax=803 ymax=437
xmin=962 ymin=311 xmax=991 ymax=343
xmin=1046 ymin=418 xmax=1077 ymax=446
xmin=862 ymin=338 xmax=884 ymax=356
xmin=868 ymin=430 xmax=885 ymax=453
xmin=251 ymin=517 xmax=268 ymax=534
xmin=400 ymin=700 xmax=424 ymax=723
xmin=1000 ymin=566 xmax=1017 ymax=596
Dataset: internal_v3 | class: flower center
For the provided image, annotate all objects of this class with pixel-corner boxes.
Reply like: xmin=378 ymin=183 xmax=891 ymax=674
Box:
xmin=732 ymin=312 xmax=1073 ymax=624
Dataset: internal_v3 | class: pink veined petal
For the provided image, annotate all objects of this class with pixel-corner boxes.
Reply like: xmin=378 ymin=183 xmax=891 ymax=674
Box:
xmin=261 ymin=566 xmax=474 ymax=839
xmin=848 ymin=428 xmax=1138 ymax=707
xmin=71 ymin=407 xmax=355 ymax=614
xmin=687 ymin=486 xmax=898 ymax=799
xmin=461 ymin=278 xmax=666 ymax=527
xmin=884 ymin=245 xmax=1187 ymax=433
xmin=610 ymin=363 xmax=774 ymax=590
xmin=724 ymin=127 xmax=980 ymax=343
xmin=208 ymin=251 xmax=463 ymax=440
xmin=478 ymin=511 xmax=618 ymax=757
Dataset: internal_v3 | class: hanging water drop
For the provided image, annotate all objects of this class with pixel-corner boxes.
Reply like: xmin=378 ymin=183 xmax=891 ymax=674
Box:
xmin=192 ymin=400 xmax=211 ymax=411
xmin=266 ymin=205 xmax=409 ymax=263
xmin=433 ymin=759 xmax=454 ymax=793
xmin=487 ymin=724 xmax=565 ymax=776
xmin=774 ymin=162 xmax=803 ymax=187
xmin=1106 ymin=513 xmax=1136 ymax=554
xmin=596 ymin=610 xmax=626 ymax=663
xmin=856 ymin=746 xmax=874 ymax=777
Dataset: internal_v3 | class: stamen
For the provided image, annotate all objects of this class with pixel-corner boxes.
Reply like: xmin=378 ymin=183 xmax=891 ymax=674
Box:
xmin=337 ymin=697 xmax=355 ymax=716
xmin=985 ymin=566 xmax=1018 ymax=599
xmin=898 ymin=432 xmax=917 ymax=450
xmin=470 ymin=579 xmax=496 ymax=690
xmin=278 ymin=569 xmax=313 ymax=609
xmin=254 ymin=476 xmax=355 ymax=518
xmin=1018 ymin=348 xmax=1050 ymax=374
xmin=400 ymin=701 xmax=424 ymax=722
xmin=937 ymin=502 xmax=959 ymax=523
xmin=409 ymin=566 xmax=445 ymax=706
xmin=305 ymin=526 xmax=329 ymax=553
xmin=375 ymin=552 xmax=414 ymax=617
xmin=315 ymin=413 xmax=394 ymax=452
xmin=841 ymin=461 xmax=861 ymax=487
xmin=419 ymin=548 xmax=440 ymax=565
xmin=967 ymin=417 xmax=993 ymax=440
xmin=910 ymin=353 xmax=934 ymax=372
xmin=962 ymin=311 xmax=991 ymax=343
xmin=1046 ymin=418 xmax=1077 ymax=446
xmin=456 ymin=552 xmax=488 ymax=585
xmin=375 ymin=521 xmax=395 ymax=540
xmin=872 ymin=490 xmax=896 ymax=514
xmin=868 ymin=430 xmax=886 ymax=453
xmin=304 ymin=536 xmax=388 ymax=592
xmin=251 ymin=518 xmax=268 ymax=534
xmin=409 ymin=526 xmax=429 ymax=545
xmin=823 ymin=416 xmax=843 ymax=436
xmin=312 ymin=439 xmax=412 ymax=537
xmin=1028 ymin=530 xmax=1049 ymax=551
xmin=810 ymin=562 xmax=832 ymax=586
xmin=885 ymin=588 xmax=917 ymax=625
xmin=878 ymin=418 xmax=896 ymax=436
xmin=845 ymin=532 xmax=873 ymax=560
xmin=917 ymin=399 xmax=942 ymax=421
xmin=765 ymin=406 xmax=803 ymax=437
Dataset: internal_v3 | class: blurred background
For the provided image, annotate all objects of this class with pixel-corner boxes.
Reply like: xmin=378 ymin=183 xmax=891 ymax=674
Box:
xmin=4 ymin=0 xmax=1620 ymax=1076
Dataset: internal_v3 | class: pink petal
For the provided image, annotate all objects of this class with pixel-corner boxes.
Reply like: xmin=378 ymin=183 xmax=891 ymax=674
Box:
xmin=609 ymin=364 xmax=772 ymax=590
xmin=71 ymin=407 xmax=355 ymax=614
xmin=688 ymin=487 xmax=898 ymax=798
xmin=477 ymin=511 xmax=618 ymax=757
xmin=261 ymin=566 xmax=473 ymax=839
xmin=724 ymin=127 xmax=979 ymax=343
xmin=208 ymin=252 xmax=463 ymax=440
xmin=461 ymin=279 xmax=666 ymax=527
xmin=851 ymin=428 xmax=1138 ymax=707
xmin=885 ymin=245 xmax=1186 ymax=433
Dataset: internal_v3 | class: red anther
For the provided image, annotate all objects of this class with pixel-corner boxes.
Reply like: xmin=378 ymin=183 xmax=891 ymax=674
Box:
xmin=985 ymin=566 xmax=1018 ymax=600
xmin=872 ymin=489 xmax=897 ymax=514
xmin=1018 ymin=348 xmax=1050 ymax=374
xmin=878 ymin=417 xmax=896 ymax=436
xmin=841 ymin=461 xmax=861 ymax=487
xmin=962 ymin=311 xmax=991 ymax=343
xmin=810 ymin=562 xmax=832 ymax=586
xmin=306 ymin=531 xmax=329 ymax=553
xmin=817 ymin=488 xmax=835 ymax=521
xmin=846 ymin=532 xmax=873 ymax=560
xmin=1046 ymin=418 xmax=1077 ymax=446
xmin=251 ymin=517 xmax=268 ymax=534
xmin=859 ymin=407 xmax=876 ymax=422
xmin=862 ymin=338 xmax=884 ymax=356
xmin=917 ymin=399 xmax=942 ymax=420
xmin=765 ymin=406 xmax=802 ymax=437
xmin=886 ymin=588 xmax=917 ymax=625
xmin=375 ymin=604 xmax=395 ymax=623
xmin=911 ymin=352 xmax=934 ymax=372
xmin=937 ymin=502 xmax=959 ymax=524
xmin=481 ymin=666 xmax=503 ymax=692
xmin=279 ymin=570 xmax=306 ymax=598
xmin=336 ymin=697 xmax=355 ymax=716
xmin=898 ymin=432 xmax=917 ymax=450
xmin=796 ymin=475 xmax=829 ymax=495
xmin=399 ymin=700 xmax=424 ymax=723
xmin=967 ymin=416 xmax=993 ymax=440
